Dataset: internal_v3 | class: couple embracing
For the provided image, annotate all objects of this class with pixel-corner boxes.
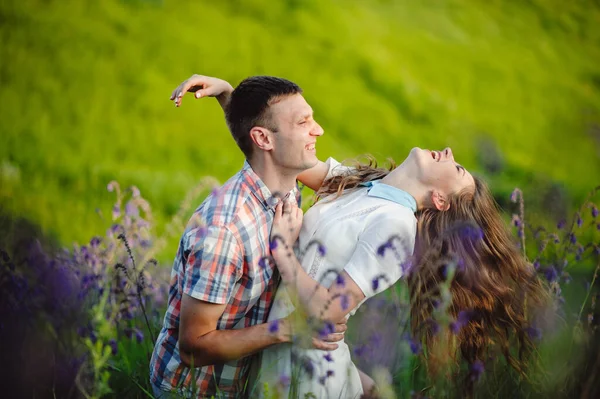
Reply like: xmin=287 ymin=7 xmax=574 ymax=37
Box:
xmin=150 ymin=74 xmax=546 ymax=398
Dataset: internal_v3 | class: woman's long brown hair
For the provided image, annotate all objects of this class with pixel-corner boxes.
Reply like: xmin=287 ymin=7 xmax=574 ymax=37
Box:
xmin=317 ymin=157 xmax=549 ymax=394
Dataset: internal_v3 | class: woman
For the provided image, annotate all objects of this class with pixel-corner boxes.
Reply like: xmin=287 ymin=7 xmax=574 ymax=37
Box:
xmin=171 ymin=75 xmax=547 ymax=398
xmin=264 ymin=150 xmax=547 ymax=398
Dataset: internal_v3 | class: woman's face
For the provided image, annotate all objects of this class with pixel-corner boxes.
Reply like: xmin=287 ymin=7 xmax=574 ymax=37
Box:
xmin=408 ymin=147 xmax=475 ymax=196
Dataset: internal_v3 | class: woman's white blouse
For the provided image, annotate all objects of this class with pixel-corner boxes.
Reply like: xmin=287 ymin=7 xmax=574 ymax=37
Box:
xmin=259 ymin=158 xmax=417 ymax=398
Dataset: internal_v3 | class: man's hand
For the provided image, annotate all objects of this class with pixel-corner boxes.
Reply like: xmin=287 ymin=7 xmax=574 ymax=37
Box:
xmin=170 ymin=74 xmax=234 ymax=109
xmin=270 ymin=198 xmax=303 ymax=256
xmin=310 ymin=321 xmax=347 ymax=351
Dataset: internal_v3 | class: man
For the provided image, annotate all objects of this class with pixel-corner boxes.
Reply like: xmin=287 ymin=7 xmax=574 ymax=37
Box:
xmin=150 ymin=75 xmax=343 ymax=398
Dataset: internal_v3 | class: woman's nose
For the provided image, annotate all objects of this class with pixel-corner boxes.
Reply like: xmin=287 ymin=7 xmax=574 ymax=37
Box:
xmin=444 ymin=147 xmax=454 ymax=160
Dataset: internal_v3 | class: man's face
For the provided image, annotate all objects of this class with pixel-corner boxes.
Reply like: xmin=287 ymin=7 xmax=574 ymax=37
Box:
xmin=267 ymin=94 xmax=324 ymax=172
xmin=407 ymin=147 xmax=475 ymax=196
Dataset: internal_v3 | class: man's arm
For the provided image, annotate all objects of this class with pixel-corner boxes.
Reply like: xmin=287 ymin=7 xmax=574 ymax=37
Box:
xmin=170 ymin=74 xmax=331 ymax=191
xmin=178 ymin=294 xmax=289 ymax=367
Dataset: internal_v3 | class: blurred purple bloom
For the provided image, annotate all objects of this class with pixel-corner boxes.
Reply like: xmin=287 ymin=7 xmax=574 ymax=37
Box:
xmin=340 ymin=294 xmax=349 ymax=311
xmin=302 ymin=357 xmax=314 ymax=378
xmin=318 ymin=244 xmax=326 ymax=257
xmin=428 ymin=319 xmax=440 ymax=336
xmin=470 ymin=360 xmax=484 ymax=381
xmin=124 ymin=328 xmax=133 ymax=339
xmin=318 ymin=321 xmax=335 ymax=338
xmin=557 ymin=220 xmax=566 ymax=229
xmin=526 ymin=326 xmax=542 ymax=340
xmin=135 ymin=329 xmax=144 ymax=343
xmin=409 ymin=339 xmax=421 ymax=355
xmin=533 ymin=260 xmax=540 ymax=270
xmin=372 ymin=277 xmax=380 ymax=291
xmin=440 ymin=264 xmax=448 ymax=280
xmin=510 ymin=189 xmax=520 ymax=203
xmin=278 ymin=374 xmax=291 ymax=387
xmin=112 ymin=205 xmax=121 ymax=219
xmin=109 ymin=339 xmax=118 ymax=356
xmin=576 ymin=214 xmax=583 ymax=228
xmin=544 ymin=266 xmax=558 ymax=283
xmin=592 ymin=206 xmax=599 ymax=218
xmin=131 ymin=186 xmax=141 ymax=198
xmin=269 ymin=320 xmax=279 ymax=334
xmin=512 ymin=216 xmax=521 ymax=227
xmin=258 ymin=257 xmax=268 ymax=269
xmin=432 ymin=299 xmax=440 ymax=309
xmin=90 ymin=237 xmax=101 ymax=248
xmin=353 ymin=345 xmax=366 ymax=357
xmin=569 ymin=233 xmax=577 ymax=244
xmin=125 ymin=202 xmax=139 ymax=218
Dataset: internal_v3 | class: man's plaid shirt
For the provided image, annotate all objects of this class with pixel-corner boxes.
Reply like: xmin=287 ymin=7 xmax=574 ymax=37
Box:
xmin=150 ymin=161 xmax=299 ymax=398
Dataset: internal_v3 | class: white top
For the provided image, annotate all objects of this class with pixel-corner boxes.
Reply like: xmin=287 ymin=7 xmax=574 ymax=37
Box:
xmin=258 ymin=158 xmax=417 ymax=398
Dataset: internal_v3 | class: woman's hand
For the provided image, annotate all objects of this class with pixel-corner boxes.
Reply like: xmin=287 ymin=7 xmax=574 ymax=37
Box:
xmin=170 ymin=74 xmax=234 ymax=109
xmin=270 ymin=198 xmax=303 ymax=261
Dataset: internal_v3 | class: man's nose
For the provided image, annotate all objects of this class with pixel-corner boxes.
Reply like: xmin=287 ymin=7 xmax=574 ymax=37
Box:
xmin=311 ymin=121 xmax=324 ymax=136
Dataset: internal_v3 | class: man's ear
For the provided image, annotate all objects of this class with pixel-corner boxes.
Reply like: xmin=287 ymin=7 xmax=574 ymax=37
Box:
xmin=431 ymin=190 xmax=450 ymax=211
xmin=249 ymin=127 xmax=274 ymax=151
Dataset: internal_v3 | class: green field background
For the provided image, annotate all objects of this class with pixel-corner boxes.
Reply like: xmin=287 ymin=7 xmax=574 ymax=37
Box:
xmin=1 ymin=0 xmax=599 ymax=262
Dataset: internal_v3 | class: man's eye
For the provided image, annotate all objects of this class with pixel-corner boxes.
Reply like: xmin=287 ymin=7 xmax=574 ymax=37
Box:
xmin=299 ymin=121 xmax=307 ymax=125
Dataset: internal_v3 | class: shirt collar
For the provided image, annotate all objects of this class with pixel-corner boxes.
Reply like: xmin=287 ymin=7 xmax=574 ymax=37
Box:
xmin=242 ymin=161 xmax=299 ymax=211
xmin=362 ymin=179 xmax=417 ymax=213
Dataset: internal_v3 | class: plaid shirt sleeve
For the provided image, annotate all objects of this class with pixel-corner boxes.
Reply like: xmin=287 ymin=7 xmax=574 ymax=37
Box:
xmin=182 ymin=225 xmax=243 ymax=304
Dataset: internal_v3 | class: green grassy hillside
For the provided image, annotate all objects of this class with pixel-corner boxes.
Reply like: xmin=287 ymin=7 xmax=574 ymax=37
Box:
xmin=1 ymin=0 xmax=599 ymax=260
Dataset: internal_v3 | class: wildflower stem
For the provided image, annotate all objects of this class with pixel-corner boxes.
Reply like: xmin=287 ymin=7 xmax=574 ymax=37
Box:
xmin=577 ymin=260 xmax=600 ymax=323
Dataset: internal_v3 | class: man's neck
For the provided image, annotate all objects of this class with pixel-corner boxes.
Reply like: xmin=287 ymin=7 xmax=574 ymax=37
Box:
xmin=247 ymin=157 xmax=298 ymax=197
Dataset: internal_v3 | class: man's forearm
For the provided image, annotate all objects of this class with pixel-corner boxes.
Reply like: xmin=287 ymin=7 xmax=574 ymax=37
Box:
xmin=275 ymin=254 xmax=349 ymax=322
xmin=181 ymin=319 xmax=289 ymax=368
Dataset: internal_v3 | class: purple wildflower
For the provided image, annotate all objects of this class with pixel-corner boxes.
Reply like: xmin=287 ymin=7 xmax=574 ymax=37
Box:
xmin=269 ymin=320 xmax=279 ymax=334
xmin=302 ymin=357 xmax=314 ymax=378
xmin=557 ymin=220 xmax=566 ymax=229
xmin=318 ymin=244 xmax=327 ymax=257
xmin=90 ymin=237 xmax=101 ymax=248
xmin=318 ymin=321 xmax=335 ymax=338
xmin=109 ymin=339 xmax=118 ymax=356
xmin=470 ymin=360 xmax=484 ymax=381
xmin=569 ymin=233 xmax=577 ymax=244
xmin=125 ymin=202 xmax=139 ymax=218
xmin=340 ymin=294 xmax=349 ymax=311
xmin=135 ymin=329 xmax=144 ymax=343
xmin=544 ymin=266 xmax=558 ymax=283
xmin=525 ymin=326 xmax=542 ymax=340
xmin=533 ymin=260 xmax=540 ymax=270
xmin=409 ymin=339 xmax=422 ymax=355
xmin=130 ymin=186 xmax=140 ymax=198
xmin=258 ymin=257 xmax=268 ymax=269
xmin=372 ymin=277 xmax=380 ymax=291
xmin=576 ymin=214 xmax=583 ymax=228
xmin=592 ymin=206 xmax=599 ymax=218
xmin=377 ymin=241 xmax=393 ymax=257
xmin=510 ymin=188 xmax=519 ymax=203
xmin=278 ymin=374 xmax=291 ymax=387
